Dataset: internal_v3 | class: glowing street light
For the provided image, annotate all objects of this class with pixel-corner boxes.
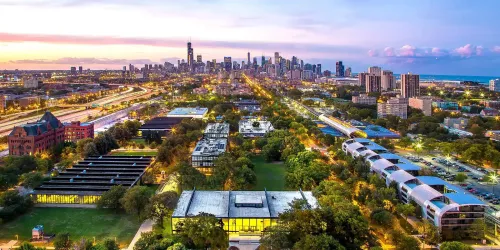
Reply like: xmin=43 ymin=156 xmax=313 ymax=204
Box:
xmin=490 ymin=173 xmax=499 ymax=194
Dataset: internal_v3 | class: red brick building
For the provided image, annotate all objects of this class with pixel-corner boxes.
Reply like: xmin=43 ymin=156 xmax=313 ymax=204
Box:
xmin=8 ymin=111 xmax=94 ymax=156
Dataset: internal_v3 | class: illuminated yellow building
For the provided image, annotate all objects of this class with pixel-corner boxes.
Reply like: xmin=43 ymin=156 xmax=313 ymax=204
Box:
xmin=171 ymin=190 xmax=318 ymax=239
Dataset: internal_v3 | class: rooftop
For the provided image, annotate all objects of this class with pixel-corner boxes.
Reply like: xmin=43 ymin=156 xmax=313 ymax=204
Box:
xmin=172 ymin=190 xmax=318 ymax=219
xmin=192 ymin=138 xmax=227 ymax=156
xmin=167 ymin=107 xmax=208 ymax=117
xmin=204 ymin=123 xmax=230 ymax=135
xmin=238 ymin=120 xmax=274 ymax=135
xmin=139 ymin=117 xmax=184 ymax=130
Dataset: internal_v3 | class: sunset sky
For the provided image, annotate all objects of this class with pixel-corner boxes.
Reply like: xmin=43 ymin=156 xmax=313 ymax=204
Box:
xmin=1 ymin=0 xmax=500 ymax=75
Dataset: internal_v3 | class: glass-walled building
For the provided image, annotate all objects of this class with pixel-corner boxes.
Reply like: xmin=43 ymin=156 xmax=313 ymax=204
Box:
xmin=171 ymin=190 xmax=317 ymax=238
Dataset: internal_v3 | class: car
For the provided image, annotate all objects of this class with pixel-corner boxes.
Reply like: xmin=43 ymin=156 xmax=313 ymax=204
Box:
xmin=459 ymin=183 xmax=468 ymax=187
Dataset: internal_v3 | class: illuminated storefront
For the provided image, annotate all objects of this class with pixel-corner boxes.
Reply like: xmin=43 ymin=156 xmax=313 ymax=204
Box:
xmin=171 ymin=190 xmax=317 ymax=237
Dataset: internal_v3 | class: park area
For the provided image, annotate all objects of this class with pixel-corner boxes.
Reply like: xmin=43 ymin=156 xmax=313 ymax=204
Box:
xmin=252 ymin=155 xmax=287 ymax=191
xmin=0 ymin=208 xmax=142 ymax=246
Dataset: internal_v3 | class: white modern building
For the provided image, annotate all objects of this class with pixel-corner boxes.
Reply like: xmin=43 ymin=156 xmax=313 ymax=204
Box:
xmin=342 ymin=138 xmax=486 ymax=237
xmin=352 ymin=94 xmax=377 ymax=105
xmin=409 ymin=96 xmax=433 ymax=116
xmin=167 ymin=107 xmax=208 ymax=119
xmin=490 ymin=79 xmax=500 ymax=92
xmin=191 ymin=138 xmax=227 ymax=174
xmin=239 ymin=119 xmax=274 ymax=137
xmin=23 ymin=78 xmax=41 ymax=88
xmin=204 ymin=123 xmax=230 ymax=138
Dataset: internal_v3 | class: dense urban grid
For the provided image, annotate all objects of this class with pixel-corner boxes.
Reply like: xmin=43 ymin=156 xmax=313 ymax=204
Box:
xmin=0 ymin=40 xmax=499 ymax=250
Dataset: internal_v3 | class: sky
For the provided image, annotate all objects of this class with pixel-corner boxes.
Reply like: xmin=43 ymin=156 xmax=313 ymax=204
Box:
xmin=1 ymin=0 xmax=500 ymax=75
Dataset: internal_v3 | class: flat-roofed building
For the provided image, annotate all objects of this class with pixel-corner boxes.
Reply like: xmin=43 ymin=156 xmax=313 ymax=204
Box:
xmin=443 ymin=117 xmax=469 ymax=130
xmin=171 ymin=190 xmax=318 ymax=238
xmin=191 ymin=138 xmax=228 ymax=174
xmin=139 ymin=117 xmax=184 ymax=138
xmin=234 ymin=100 xmax=261 ymax=113
xmin=377 ymin=97 xmax=408 ymax=119
xmin=31 ymin=156 xmax=152 ymax=205
xmin=18 ymin=96 xmax=40 ymax=108
xmin=409 ymin=96 xmax=433 ymax=116
xmin=204 ymin=123 xmax=230 ymax=138
xmin=64 ymin=121 xmax=94 ymax=143
xmin=352 ymin=94 xmax=377 ymax=105
xmin=167 ymin=107 xmax=208 ymax=119
xmin=239 ymin=119 xmax=274 ymax=138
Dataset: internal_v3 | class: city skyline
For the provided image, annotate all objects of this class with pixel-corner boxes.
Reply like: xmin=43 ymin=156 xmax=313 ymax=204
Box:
xmin=1 ymin=0 xmax=500 ymax=75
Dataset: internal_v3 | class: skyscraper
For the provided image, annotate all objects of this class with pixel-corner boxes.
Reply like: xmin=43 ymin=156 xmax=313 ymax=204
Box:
xmin=274 ymin=52 xmax=280 ymax=66
xmin=78 ymin=66 xmax=83 ymax=74
xmin=187 ymin=42 xmax=194 ymax=71
xmin=336 ymin=61 xmax=344 ymax=77
xmin=291 ymin=56 xmax=298 ymax=69
xmin=381 ymin=70 xmax=395 ymax=90
xmin=366 ymin=74 xmax=382 ymax=93
xmin=368 ymin=66 xmax=382 ymax=76
xmin=345 ymin=67 xmax=352 ymax=77
xmin=247 ymin=52 xmax=251 ymax=65
xmin=253 ymin=57 xmax=258 ymax=70
xmin=70 ymin=67 xmax=77 ymax=75
xmin=196 ymin=55 xmax=202 ymax=63
xmin=224 ymin=57 xmax=232 ymax=72
xmin=261 ymin=55 xmax=266 ymax=67
xmin=401 ymin=73 xmax=420 ymax=98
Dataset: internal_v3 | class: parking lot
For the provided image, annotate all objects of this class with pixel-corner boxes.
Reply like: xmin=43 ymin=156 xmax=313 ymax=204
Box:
xmin=406 ymin=154 xmax=500 ymax=208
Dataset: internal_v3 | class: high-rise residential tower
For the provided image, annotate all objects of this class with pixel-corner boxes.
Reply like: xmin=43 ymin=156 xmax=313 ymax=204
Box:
xmin=381 ymin=70 xmax=395 ymax=90
xmin=401 ymin=73 xmax=420 ymax=98
xmin=224 ymin=57 xmax=232 ymax=72
xmin=358 ymin=72 xmax=369 ymax=87
xmin=366 ymin=74 xmax=382 ymax=93
xmin=274 ymin=52 xmax=280 ymax=66
xmin=490 ymin=79 xmax=500 ymax=92
xmin=345 ymin=67 xmax=352 ymax=77
xmin=247 ymin=52 xmax=251 ymax=65
xmin=317 ymin=64 xmax=322 ymax=77
xmin=368 ymin=66 xmax=382 ymax=76
xmin=335 ymin=61 xmax=345 ymax=77
xmin=196 ymin=55 xmax=202 ymax=63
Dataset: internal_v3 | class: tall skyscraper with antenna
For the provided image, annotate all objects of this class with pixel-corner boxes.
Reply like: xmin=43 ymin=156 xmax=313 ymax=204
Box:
xmin=187 ymin=41 xmax=194 ymax=72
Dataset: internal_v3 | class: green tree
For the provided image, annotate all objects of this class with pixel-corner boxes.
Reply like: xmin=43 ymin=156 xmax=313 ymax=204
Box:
xmin=370 ymin=209 xmax=393 ymax=228
xmin=97 ymin=185 xmax=127 ymax=210
xmin=440 ymin=241 xmax=474 ymax=250
xmin=454 ymin=173 xmax=468 ymax=183
xmin=175 ymin=213 xmax=228 ymax=249
xmin=148 ymin=191 xmax=179 ymax=228
xmin=398 ymin=137 xmax=412 ymax=149
xmin=133 ymin=232 xmax=162 ymax=250
xmin=20 ymin=172 xmax=45 ymax=189
xmin=293 ymin=234 xmax=346 ymax=250
xmin=166 ymin=243 xmax=187 ymax=250
xmin=120 ymin=186 xmax=152 ymax=220
xmin=388 ymin=230 xmax=419 ymax=250
xmin=53 ymin=233 xmax=72 ymax=250
xmin=396 ymin=203 xmax=416 ymax=220
xmin=95 ymin=239 xmax=119 ymax=250
xmin=469 ymin=219 xmax=486 ymax=240
xmin=83 ymin=142 xmax=99 ymax=157
xmin=72 ymin=238 xmax=93 ymax=250
xmin=19 ymin=242 xmax=45 ymax=250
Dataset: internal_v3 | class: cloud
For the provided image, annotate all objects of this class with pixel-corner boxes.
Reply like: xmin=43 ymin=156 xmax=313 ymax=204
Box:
xmin=8 ymin=57 xmax=159 ymax=65
xmin=383 ymin=47 xmax=395 ymax=57
xmin=399 ymin=45 xmax=416 ymax=57
xmin=0 ymin=32 xmax=366 ymax=55
xmin=367 ymin=49 xmax=378 ymax=57
xmin=493 ymin=46 xmax=500 ymax=53
xmin=454 ymin=44 xmax=483 ymax=57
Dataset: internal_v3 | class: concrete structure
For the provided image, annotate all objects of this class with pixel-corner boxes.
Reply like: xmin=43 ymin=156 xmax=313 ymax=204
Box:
xmin=377 ymin=97 xmax=408 ymax=119
xmin=368 ymin=66 xmax=382 ymax=76
xmin=234 ymin=100 xmax=261 ymax=113
xmin=358 ymin=72 xmax=369 ymax=87
xmin=443 ymin=117 xmax=469 ymax=130
xmin=485 ymin=130 xmax=500 ymax=141
xmin=172 ymin=190 xmax=318 ymax=238
xmin=490 ymin=79 xmax=500 ymax=92
xmin=8 ymin=111 xmax=93 ymax=156
xmin=31 ymin=156 xmax=152 ymax=205
xmin=167 ymin=107 xmax=208 ymax=119
xmin=352 ymin=94 xmax=377 ymax=105
xmin=433 ymin=101 xmax=459 ymax=111
xmin=204 ymin=123 xmax=230 ymax=139
xmin=336 ymin=61 xmax=344 ymax=77
xmin=409 ymin=96 xmax=433 ymax=116
xmin=365 ymin=74 xmax=382 ymax=93
xmin=18 ymin=96 xmax=40 ymax=108
xmin=191 ymin=138 xmax=228 ymax=174
xmin=401 ymin=73 xmax=420 ymax=98
xmin=480 ymin=108 xmax=500 ymax=117
xmin=64 ymin=121 xmax=94 ymax=143
xmin=342 ymin=138 xmax=486 ymax=237
xmin=381 ymin=70 xmax=395 ymax=90
xmin=23 ymin=78 xmax=41 ymax=88
xmin=239 ymin=119 xmax=274 ymax=138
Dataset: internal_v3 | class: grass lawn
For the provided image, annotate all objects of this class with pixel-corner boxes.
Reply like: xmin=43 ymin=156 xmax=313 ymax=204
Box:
xmin=110 ymin=151 xmax=157 ymax=156
xmin=251 ymin=155 xmax=287 ymax=191
xmin=0 ymin=208 xmax=142 ymax=246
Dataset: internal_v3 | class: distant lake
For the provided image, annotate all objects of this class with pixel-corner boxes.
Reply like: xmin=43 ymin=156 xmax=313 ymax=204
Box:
xmin=393 ymin=74 xmax=499 ymax=85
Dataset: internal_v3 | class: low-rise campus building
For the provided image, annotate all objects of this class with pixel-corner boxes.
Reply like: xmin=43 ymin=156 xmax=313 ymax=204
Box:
xmin=139 ymin=117 xmax=184 ymax=138
xmin=191 ymin=138 xmax=228 ymax=174
xmin=31 ymin=156 xmax=152 ymax=205
xmin=238 ymin=119 xmax=274 ymax=137
xmin=172 ymin=190 xmax=318 ymax=238
xmin=204 ymin=123 xmax=230 ymax=138
xmin=342 ymin=138 xmax=486 ymax=239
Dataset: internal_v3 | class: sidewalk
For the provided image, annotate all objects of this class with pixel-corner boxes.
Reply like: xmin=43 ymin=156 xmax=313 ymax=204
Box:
xmin=126 ymin=219 xmax=154 ymax=250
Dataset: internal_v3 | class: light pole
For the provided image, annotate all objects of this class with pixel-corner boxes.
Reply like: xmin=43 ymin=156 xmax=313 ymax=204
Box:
xmin=490 ymin=174 xmax=498 ymax=195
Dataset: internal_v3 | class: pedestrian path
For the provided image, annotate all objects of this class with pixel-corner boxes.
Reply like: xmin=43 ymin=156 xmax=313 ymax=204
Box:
xmin=126 ymin=219 xmax=154 ymax=250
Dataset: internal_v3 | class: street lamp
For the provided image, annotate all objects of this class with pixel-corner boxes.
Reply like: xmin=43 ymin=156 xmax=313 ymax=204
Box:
xmin=490 ymin=174 xmax=499 ymax=194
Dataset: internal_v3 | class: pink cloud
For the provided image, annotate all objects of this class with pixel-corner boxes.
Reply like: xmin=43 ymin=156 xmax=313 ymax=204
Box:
xmin=399 ymin=45 xmax=416 ymax=57
xmin=454 ymin=44 xmax=483 ymax=57
xmin=367 ymin=49 xmax=378 ymax=57
xmin=383 ymin=47 xmax=395 ymax=57
xmin=431 ymin=47 xmax=447 ymax=57
xmin=493 ymin=46 xmax=500 ymax=53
